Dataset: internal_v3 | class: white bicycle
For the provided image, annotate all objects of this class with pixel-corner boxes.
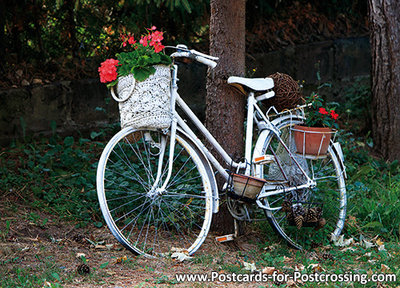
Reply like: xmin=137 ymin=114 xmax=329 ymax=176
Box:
xmin=96 ymin=45 xmax=347 ymax=258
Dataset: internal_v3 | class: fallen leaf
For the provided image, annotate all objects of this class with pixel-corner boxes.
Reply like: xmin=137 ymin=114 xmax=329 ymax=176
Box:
xmin=340 ymin=247 xmax=356 ymax=252
xmin=331 ymin=234 xmax=354 ymax=247
xmin=95 ymin=245 xmax=107 ymax=250
xmin=295 ymin=264 xmax=305 ymax=271
xmin=32 ymin=78 xmax=43 ymax=85
xmin=262 ymin=266 xmax=276 ymax=275
xmin=76 ymin=253 xmax=86 ymax=259
xmin=28 ymin=236 xmax=39 ymax=242
xmin=308 ymin=263 xmax=323 ymax=272
xmin=362 ymin=239 xmax=375 ymax=249
xmin=264 ymin=244 xmax=278 ymax=251
xmin=243 ymin=261 xmax=257 ymax=273
xmin=115 ymin=256 xmax=127 ymax=264
xmin=381 ymin=264 xmax=390 ymax=273
xmin=171 ymin=252 xmax=193 ymax=262
xmin=287 ymin=279 xmax=298 ymax=287
xmin=376 ymin=238 xmax=384 ymax=246
xmin=170 ymin=247 xmax=188 ymax=253
xmin=283 ymin=256 xmax=292 ymax=263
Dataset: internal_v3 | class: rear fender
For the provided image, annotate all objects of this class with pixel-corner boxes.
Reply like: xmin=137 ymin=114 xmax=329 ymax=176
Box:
xmin=331 ymin=142 xmax=347 ymax=179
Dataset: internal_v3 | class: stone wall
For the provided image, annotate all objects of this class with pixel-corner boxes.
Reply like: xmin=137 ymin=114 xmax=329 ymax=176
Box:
xmin=0 ymin=36 xmax=370 ymax=145
xmin=248 ymin=37 xmax=370 ymax=83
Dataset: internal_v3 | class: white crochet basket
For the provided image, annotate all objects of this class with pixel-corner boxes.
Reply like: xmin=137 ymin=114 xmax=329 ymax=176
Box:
xmin=111 ymin=65 xmax=172 ymax=130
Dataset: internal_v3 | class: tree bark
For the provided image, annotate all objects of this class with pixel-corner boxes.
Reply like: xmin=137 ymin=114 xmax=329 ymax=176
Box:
xmin=369 ymin=0 xmax=400 ymax=161
xmin=206 ymin=0 xmax=246 ymax=234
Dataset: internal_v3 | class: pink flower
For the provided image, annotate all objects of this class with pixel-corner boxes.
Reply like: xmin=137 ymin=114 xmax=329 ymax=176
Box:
xmin=98 ymin=59 xmax=119 ymax=83
xmin=151 ymin=31 xmax=164 ymax=42
xmin=151 ymin=26 xmax=157 ymax=30
xmin=153 ymin=42 xmax=165 ymax=53
xmin=128 ymin=35 xmax=136 ymax=45
xmin=319 ymin=107 xmax=329 ymax=115
xmin=140 ymin=36 xmax=148 ymax=47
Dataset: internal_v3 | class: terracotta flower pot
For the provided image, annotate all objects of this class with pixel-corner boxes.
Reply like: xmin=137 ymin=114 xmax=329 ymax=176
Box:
xmin=293 ymin=125 xmax=334 ymax=156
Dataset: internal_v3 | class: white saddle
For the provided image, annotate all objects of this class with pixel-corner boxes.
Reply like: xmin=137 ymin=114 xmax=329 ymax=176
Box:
xmin=227 ymin=76 xmax=274 ymax=92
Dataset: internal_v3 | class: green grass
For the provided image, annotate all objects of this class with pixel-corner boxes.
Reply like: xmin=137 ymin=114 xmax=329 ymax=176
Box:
xmin=0 ymin=134 xmax=109 ymax=227
xmin=2 ymin=87 xmax=400 ymax=287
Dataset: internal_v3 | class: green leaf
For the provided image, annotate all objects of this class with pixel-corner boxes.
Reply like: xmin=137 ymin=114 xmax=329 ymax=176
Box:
xmin=106 ymin=79 xmax=118 ymax=88
xmin=160 ymin=53 xmax=173 ymax=65
xmin=64 ymin=136 xmax=74 ymax=147
xmin=133 ymin=66 xmax=156 ymax=82
xmin=150 ymin=53 xmax=161 ymax=64
xmin=362 ymin=221 xmax=383 ymax=229
xmin=80 ymin=255 xmax=87 ymax=263
xmin=137 ymin=55 xmax=150 ymax=66
xmin=181 ymin=0 xmax=192 ymax=13
xmin=52 ymin=272 xmax=61 ymax=281
xmin=90 ymin=131 xmax=103 ymax=139
xmin=100 ymin=262 xmax=109 ymax=269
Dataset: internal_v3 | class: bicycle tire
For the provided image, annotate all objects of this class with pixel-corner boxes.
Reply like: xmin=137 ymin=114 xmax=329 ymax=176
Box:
xmin=254 ymin=117 xmax=346 ymax=250
xmin=97 ymin=127 xmax=213 ymax=258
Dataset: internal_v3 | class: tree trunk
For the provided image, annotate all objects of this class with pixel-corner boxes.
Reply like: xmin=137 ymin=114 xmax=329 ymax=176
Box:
xmin=206 ymin=0 xmax=246 ymax=234
xmin=369 ymin=0 xmax=400 ymax=161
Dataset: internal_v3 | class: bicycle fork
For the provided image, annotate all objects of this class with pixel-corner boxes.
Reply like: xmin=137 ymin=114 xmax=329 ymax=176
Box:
xmin=146 ymin=65 xmax=179 ymax=198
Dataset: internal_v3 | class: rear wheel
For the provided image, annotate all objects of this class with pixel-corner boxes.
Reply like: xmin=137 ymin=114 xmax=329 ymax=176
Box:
xmin=254 ymin=119 xmax=346 ymax=249
xmin=97 ymin=128 xmax=213 ymax=257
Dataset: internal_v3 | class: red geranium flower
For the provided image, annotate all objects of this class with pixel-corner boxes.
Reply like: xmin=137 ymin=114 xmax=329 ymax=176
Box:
xmin=319 ymin=107 xmax=329 ymax=115
xmin=330 ymin=110 xmax=339 ymax=120
xmin=98 ymin=59 xmax=119 ymax=83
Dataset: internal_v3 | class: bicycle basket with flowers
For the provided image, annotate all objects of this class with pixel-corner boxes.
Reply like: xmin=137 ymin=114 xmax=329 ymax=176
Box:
xmin=98 ymin=27 xmax=173 ymax=130
xmin=293 ymin=92 xmax=339 ymax=156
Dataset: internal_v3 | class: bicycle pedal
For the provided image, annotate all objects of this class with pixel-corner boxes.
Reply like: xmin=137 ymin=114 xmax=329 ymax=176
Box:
xmin=215 ymin=234 xmax=235 ymax=243
xmin=254 ymin=155 xmax=275 ymax=164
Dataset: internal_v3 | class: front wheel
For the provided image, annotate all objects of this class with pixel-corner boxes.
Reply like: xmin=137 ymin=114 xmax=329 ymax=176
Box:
xmin=96 ymin=128 xmax=214 ymax=257
xmin=254 ymin=118 xmax=346 ymax=250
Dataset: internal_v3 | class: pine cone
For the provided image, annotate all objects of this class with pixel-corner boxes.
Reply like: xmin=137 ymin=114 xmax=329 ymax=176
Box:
xmin=315 ymin=207 xmax=323 ymax=218
xmin=305 ymin=208 xmax=318 ymax=222
xmin=281 ymin=200 xmax=292 ymax=212
xmin=321 ymin=252 xmax=334 ymax=261
xmin=286 ymin=211 xmax=294 ymax=222
xmin=294 ymin=215 xmax=304 ymax=229
xmin=292 ymin=204 xmax=304 ymax=218
xmin=77 ymin=264 xmax=90 ymax=275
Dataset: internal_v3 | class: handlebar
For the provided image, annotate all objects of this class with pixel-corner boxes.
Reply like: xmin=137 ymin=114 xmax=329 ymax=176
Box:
xmin=166 ymin=45 xmax=218 ymax=69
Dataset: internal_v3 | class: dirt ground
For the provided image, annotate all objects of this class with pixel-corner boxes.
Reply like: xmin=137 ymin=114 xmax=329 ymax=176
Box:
xmin=0 ymin=205 xmax=284 ymax=287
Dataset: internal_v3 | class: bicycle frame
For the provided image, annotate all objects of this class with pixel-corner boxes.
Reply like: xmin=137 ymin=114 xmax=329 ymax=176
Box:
xmin=156 ymin=64 xmax=315 ymax=201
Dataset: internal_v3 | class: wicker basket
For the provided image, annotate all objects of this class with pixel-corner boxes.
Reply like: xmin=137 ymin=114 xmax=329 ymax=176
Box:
xmin=265 ymin=72 xmax=302 ymax=111
xmin=111 ymin=65 xmax=172 ymax=130
xmin=231 ymin=174 xmax=267 ymax=199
